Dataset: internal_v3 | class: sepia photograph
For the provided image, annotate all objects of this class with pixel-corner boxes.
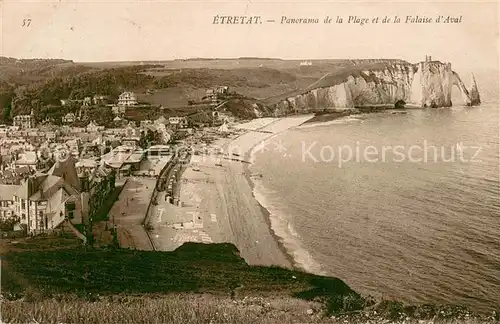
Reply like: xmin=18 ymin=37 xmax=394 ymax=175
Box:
xmin=0 ymin=1 xmax=498 ymax=323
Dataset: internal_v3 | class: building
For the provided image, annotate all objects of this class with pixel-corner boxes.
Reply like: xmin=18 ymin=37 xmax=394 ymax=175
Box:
xmin=118 ymin=92 xmax=138 ymax=106
xmin=215 ymin=86 xmax=229 ymax=95
xmin=122 ymin=137 xmax=140 ymax=148
xmin=0 ymin=184 xmax=17 ymax=220
xmin=86 ymin=121 xmax=104 ymax=133
xmin=65 ymin=139 xmax=80 ymax=158
xmin=83 ymin=97 xmax=92 ymax=106
xmin=112 ymin=105 xmax=127 ymax=115
xmin=154 ymin=116 xmax=167 ymax=125
xmin=212 ymin=111 xmax=232 ymax=123
xmin=45 ymin=131 xmax=58 ymax=142
xmin=13 ymin=111 xmax=35 ymax=129
xmin=0 ymin=125 xmax=8 ymax=138
xmin=101 ymin=145 xmax=144 ymax=176
xmin=125 ymin=122 xmax=139 ymax=137
xmin=75 ymin=159 xmax=98 ymax=175
xmin=12 ymin=157 xmax=84 ymax=233
xmin=146 ymin=145 xmax=171 ymax=159
xmin=206 ymin=89 xmax=215 ymax=98
xmin=140 ymin=120 xmax=153 ymax=128
xmin=13 ymin=151 xmax=39 ymax=171
xmin=113 ymin=116 xmax=122 ymax=123
xmin=168 ymin=117 xmax=188 ymax=128
xmin=62 ymin=113 xmax=76 ymax=124
xmin=92 ymin=95 xmax=109 ymax=106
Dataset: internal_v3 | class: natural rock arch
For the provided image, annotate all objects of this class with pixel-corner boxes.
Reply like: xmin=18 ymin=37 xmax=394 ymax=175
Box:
xmin=394 ymin=100 xmax=406 ymax=109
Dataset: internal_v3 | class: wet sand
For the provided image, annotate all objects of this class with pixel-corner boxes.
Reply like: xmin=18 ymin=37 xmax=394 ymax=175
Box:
xmin=149 ymin=116 xmax=313 ymax=268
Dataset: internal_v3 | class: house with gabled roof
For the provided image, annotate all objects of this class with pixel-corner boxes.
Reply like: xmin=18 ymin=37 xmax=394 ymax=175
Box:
xmin=12 ymin=155 xmax=84 ymax=233
xmin=118 ymin=92 xmax=137 ymax=106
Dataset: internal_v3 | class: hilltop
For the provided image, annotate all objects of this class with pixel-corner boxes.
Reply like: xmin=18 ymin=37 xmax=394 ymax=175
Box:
xmin=0 ymin=57 xmax=413 ymax=124
xmin=0 ymin=56 xmax=487 ymax=126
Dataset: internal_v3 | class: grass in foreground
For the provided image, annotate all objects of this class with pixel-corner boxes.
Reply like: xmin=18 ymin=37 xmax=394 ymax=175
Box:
xmin=2 ymin=295 xmax=498 ymax=324
xmin=1 ymin=238 xmax=498 ymax=323
xmin=1 ymin=241 xmax=366 ymax=315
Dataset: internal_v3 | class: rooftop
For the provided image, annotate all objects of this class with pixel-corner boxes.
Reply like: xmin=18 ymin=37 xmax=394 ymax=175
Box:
xmin=148 ymin=144 xmax=170 ymax=150
xmin=125 ymin=151 xmax=145 ymax=164
xmin=0 ymin=184 xmax=19 ymax=201
xmin=75 ymin=159 xmax=98 ymax=168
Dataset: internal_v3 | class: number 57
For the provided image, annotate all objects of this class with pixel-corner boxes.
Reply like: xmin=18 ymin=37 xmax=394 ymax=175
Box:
xmin=22 ymin=19 xmax=32 ymax=27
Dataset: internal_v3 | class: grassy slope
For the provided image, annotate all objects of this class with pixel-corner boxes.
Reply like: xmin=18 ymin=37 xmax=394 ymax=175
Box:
xmin=1 ymin=240 xmax=357 ymax=301
xmin=1 ymin=236 xmax=498 ymax=323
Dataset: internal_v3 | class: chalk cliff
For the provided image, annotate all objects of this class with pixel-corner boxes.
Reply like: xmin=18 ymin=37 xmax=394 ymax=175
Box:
xmin=469 ymin=73 xmax=481 ymax=106
xmin=272 ymin=57 xmax=480 ymax=115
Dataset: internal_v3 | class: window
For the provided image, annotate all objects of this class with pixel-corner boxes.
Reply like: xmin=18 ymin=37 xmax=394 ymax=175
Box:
xmin=66 ymin=202 xmax=76 ymax=220
xmin=22 ymin=213 xmax=26 ymax=220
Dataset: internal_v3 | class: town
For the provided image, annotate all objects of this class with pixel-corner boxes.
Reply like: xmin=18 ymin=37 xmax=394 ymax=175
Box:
xmin=0 ymin=86 xmax=241 ymax=247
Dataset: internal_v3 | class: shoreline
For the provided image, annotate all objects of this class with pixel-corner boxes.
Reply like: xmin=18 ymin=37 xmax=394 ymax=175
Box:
xmin=240 ymin=128 xmax=298 ymax=271
xmin=148 ymin=114 xmax=326 ymax=271
xmin=147 ymin=110 xmax=400 ymax=272
xmin=147 ymin=117 xmax=306 ymax=268
xmin=243 ymin=147 xmax=316 ymax=274
xmin=224 ymin=115 xmax=318 ymax=271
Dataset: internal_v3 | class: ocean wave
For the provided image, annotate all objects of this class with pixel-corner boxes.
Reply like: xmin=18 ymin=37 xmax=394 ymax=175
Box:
xmin=248 ymin=132 xmax=282 ymax=164
xmin=251 ymin=177 xmax=326 ymax=275
xmin=296 ymin=115 xmax=364 ymax=129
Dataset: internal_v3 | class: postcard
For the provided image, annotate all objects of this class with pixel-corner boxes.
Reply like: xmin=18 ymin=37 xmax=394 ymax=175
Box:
xmin=0 ymin=1 xmax=498 ymax=323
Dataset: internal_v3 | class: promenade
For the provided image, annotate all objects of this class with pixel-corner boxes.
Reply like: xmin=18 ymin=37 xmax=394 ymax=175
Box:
xmin=109 ymin=176 xmax=156 ymax=250
xmin=148 ymin=116 xmax=312 ymax=268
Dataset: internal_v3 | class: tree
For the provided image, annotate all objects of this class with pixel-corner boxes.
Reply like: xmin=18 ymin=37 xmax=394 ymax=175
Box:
xmin=139 ymin=130 xmax=148 ymax=149
xmin=146 ymin=129 xmax=162 ymax=145
xmin=0 ymin=216 xmax=20 ymax=232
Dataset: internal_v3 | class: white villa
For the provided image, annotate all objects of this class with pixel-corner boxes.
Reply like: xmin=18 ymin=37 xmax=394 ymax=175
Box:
xmin=118 ymin=92 xmax=138 ymax=106
xmin=13 ymin=111 xmax=35 ymax=129
xmin=62 ymin=113 xmax=76 ymax=124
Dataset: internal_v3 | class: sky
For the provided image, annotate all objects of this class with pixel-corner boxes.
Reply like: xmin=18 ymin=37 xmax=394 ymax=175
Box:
xmin=0 ymin=0 xmax=498 ymax=72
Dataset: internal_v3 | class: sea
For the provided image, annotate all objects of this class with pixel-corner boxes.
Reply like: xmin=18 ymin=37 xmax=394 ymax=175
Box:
xmin=250 ymin=101 xmax=500 ymax=312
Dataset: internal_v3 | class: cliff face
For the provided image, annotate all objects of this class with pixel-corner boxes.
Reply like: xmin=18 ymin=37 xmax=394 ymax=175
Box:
xmin=272 ymin=59 xmax=480 ymax=115
xmin=469 ymin=74 xmax=481 ymax=106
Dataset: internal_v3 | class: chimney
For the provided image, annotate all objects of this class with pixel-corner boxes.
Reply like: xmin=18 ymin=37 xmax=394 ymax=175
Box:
xmin=27 ymin=176 xmax=34 ymax=197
